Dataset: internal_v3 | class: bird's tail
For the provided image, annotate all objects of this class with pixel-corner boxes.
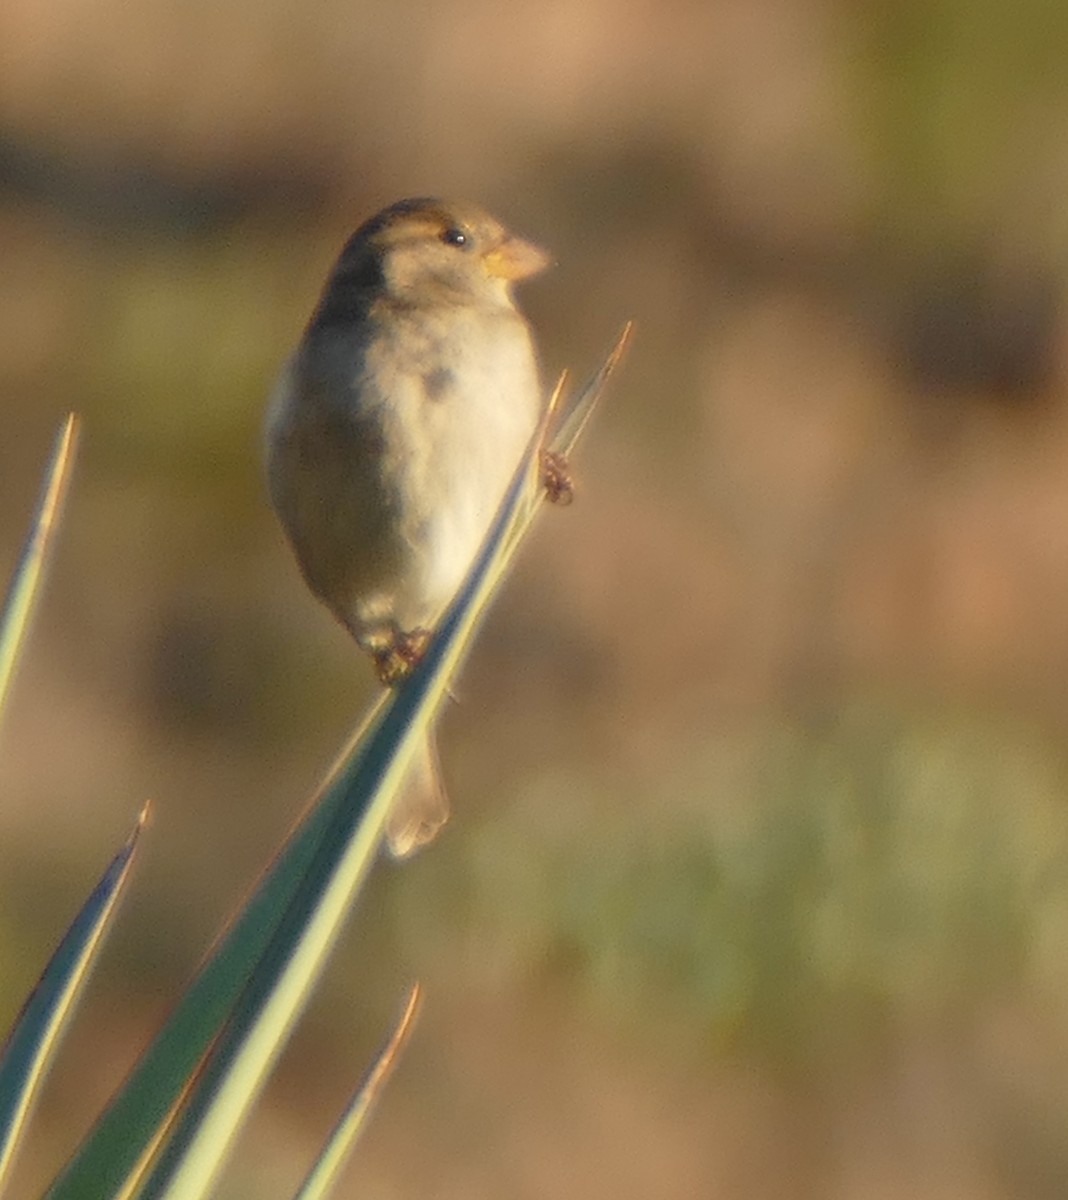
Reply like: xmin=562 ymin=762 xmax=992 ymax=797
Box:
xmin=386 ymin=729 xmax=450 ymax=858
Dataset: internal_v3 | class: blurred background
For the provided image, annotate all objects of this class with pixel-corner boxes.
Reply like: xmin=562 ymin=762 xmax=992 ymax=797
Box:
xmin=6 ymin=0 xmax=1068 ymax=1195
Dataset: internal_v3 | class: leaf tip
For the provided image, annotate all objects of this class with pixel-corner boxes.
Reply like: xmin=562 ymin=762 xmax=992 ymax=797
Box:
xmin=125 ymin=800 xmax=153 ymax=851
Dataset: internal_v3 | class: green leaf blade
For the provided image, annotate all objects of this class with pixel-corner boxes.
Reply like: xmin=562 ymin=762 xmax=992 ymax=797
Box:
xmin=291 ymin=984 xmax=421 ymax=1200
xmin=0 ymin=414 xmax=79 ymax=725
xmin=0 ymin=805 xmax=146 ymax=1197
xmin=40 ymin=708 xmax=385 ymax=1200
xmin=143 ymin=410 xmax=544 ymax=1200
xmin=44 ymin=326 xmax=628 ymax=1200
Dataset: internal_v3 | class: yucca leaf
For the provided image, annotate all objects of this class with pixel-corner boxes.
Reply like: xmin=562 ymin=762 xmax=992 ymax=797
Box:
xmin=0 ymin=414 xmax=79 ymax=725
xmin=42 ymin=708 xmax=388 ymax=1200
xmin=140 ymin=403 xmax=547 ymax=1200
xmin=45 ymin=325 xmax=629 ymax=1200
xmin=291 ymin=984 xmax=421 ymax=1200
xmin=139 ymin=322 xmax=628 ymax=1199
xmin=551 ymin=322 xmax=632 ymax=458
xmin=0 ymin=805 xmax=147 ymax=1197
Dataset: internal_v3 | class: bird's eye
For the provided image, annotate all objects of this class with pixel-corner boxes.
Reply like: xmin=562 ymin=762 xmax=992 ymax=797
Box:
xmin=441 ymin=227 xmax=468 ymax=248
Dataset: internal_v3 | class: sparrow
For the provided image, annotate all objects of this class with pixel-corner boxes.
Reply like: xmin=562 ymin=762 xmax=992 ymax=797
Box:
xmin=266 ymin=197 xmax=556 ymax=857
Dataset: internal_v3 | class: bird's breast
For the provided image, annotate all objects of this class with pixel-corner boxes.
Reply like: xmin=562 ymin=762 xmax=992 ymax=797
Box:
xmin=365 ymin=306 xmax=542 ymax=623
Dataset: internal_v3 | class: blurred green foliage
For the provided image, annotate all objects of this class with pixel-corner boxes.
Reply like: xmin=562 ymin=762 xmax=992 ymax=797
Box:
xmin=852 ymin=0 xmax=1068 ymax=245
xmin=374 ymin=704 xmax=1068 ymax=1068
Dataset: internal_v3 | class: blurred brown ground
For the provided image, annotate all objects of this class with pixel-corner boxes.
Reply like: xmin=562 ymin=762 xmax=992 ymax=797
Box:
xmin=5 ymin=0 xmax=1068 ymax=1196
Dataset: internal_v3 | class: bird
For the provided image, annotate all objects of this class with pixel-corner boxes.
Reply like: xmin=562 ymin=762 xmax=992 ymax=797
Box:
xmin=266 ymin=197 xmax=558 ymax=857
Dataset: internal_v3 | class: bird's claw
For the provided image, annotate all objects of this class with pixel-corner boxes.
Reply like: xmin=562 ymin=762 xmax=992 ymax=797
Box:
xmin=373 ymin=627 xmax=432 ymax=686
xmin=541 ymin=450 xmax=574 ymax=506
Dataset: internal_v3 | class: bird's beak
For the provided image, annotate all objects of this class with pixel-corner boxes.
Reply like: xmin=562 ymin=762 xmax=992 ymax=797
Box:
xmin=482 ymin=236 xmax=553 ymax=281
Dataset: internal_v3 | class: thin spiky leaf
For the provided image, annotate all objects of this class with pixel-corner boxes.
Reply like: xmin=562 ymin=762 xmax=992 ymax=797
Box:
xmin=42 ymin=708 xmax=387 ymax=1200
xmin=45 ymin=327 xmax=628 ymax=1200
xmin=291 ymin=985 xmax=421 ymax=1200
xmin=0 ymin=415 xmax=79 ymax=724
xmin=0 ymin=805 xmax=147 ymax=1196
xmin=552 ymin=322 xmax=632 ymax=457
xmin=141 ymin=411 xmax=543 ymax=1200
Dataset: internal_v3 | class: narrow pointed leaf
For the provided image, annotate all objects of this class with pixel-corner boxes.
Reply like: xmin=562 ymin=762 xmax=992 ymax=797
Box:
xmin=142 ymin=413 xmax=546 ymax=1200
xmin=552 ymin=322 xmax=632 ymax=457
xmin=291 ymin=985 xmax=421 ymax=1200
xmin=0 ymin=805 xmax=147 ymax=1196
xmin=43 ymin=708 xmax=387 ymax=1200
xmin=45 ymin=328 xmax=628 ymax=1200
xmin=0 ymin=414 xmax=79 ymax=723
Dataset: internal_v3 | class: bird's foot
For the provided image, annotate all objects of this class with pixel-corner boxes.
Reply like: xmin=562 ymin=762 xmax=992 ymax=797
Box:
xmin=541 ymin=450 xmax=574 ymax=506
xmin=372 ymin=627 xmax=432 ymax=686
